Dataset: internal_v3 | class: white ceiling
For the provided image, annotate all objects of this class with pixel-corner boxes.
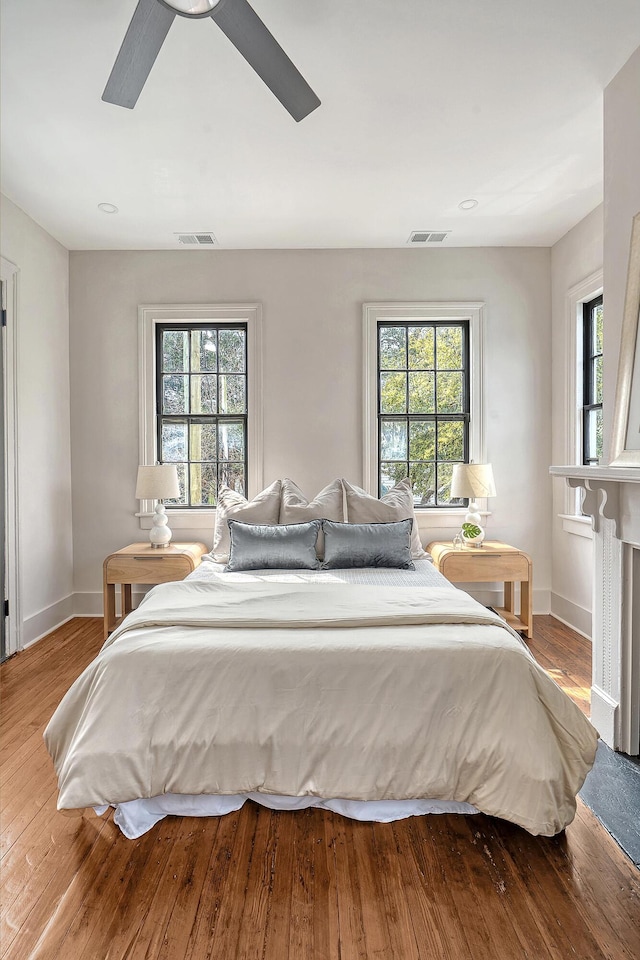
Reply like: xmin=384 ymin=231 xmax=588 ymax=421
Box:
xmin=2 ymin=0 xmax=640 ymax=250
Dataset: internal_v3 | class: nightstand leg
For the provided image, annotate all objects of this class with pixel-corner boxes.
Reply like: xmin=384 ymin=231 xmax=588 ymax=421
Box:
xmin=521 ymin=578 xmax=533 ymax=638
xmin=121 ymin=583 xmax=132 ymax=619
xmin=103 ymin=582 xmax=115 ymax=640
xmin=504 ymin=581 xmax=515 ymax=614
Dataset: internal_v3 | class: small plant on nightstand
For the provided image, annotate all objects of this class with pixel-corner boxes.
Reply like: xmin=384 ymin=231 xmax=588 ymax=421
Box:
xmin=461 ymin=521 xmax=485 ymax=547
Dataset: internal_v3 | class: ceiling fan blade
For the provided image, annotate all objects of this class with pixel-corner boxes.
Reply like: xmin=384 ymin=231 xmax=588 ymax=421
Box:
xmin=103 ymin=0 xmax=176 ymax=108
xmin=210 ymin=0 xmax=320 ymax=122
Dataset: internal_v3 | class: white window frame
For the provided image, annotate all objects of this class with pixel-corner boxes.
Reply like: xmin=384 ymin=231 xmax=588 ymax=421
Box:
xmin=138 ymin=303 xmax=263 ymax=530
xmin=558 ymin=271 xmax=602 ymax=538
xmin=363 ymin=302 xmax=485 ymax=529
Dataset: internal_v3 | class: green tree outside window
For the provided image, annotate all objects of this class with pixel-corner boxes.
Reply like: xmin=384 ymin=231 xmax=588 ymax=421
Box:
xmin=378 ymin=322 xmax=469 ymax=505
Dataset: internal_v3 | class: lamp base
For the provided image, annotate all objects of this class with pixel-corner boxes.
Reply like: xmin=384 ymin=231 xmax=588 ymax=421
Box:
xmin=149 ymin=502 xmax=173 ymax=548
xmin=461 ymin=499 xmax=485 ymax=547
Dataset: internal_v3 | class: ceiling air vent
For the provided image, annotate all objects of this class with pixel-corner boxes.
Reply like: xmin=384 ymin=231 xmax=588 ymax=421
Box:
xmin=174 ymin=233 xmax=218 ymax=245
xmin=408 ymin=231 xmax=450 ymax=244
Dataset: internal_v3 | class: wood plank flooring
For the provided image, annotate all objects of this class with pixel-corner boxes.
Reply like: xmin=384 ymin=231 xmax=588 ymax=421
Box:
xmin=1 ymin=615 xmax=639 ymax=960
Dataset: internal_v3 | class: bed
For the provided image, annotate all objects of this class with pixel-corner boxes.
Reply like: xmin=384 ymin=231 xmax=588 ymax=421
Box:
xmin=44 ymin=557 xmax=598 ymax=839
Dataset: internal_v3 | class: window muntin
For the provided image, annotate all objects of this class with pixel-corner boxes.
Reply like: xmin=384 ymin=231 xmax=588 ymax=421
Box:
xmin=377 ymin=321 xmax=470 ymax=505
xmin=156 ymin=323 xmax=248 ymax=506
xmin=582 ymin=296 xmax=603 ymax=465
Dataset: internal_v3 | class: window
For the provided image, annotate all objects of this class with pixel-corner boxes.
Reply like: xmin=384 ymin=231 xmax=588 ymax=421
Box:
xmin=377 ymin=322 xmax=469 ymax=505
xmin=558 ymin=272 xmax=601 ymax=534
xmin=363 ymin=302 xmax=483 ymax=512
xmin=582 ymin=295 xmax=603 ymax=465
xmin=156 ymin=324 xmax=248 ymax=506
xmin=138 ymin=304 xmax=263 ymax=529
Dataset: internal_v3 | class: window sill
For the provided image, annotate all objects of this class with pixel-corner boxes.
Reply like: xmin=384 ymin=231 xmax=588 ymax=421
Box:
xmin=415 ymin=509 xmax=491 ymax=530
xmin=138 ymin=507 xmax=490 ymax=532
xmin=137 ymin=510 xmax=216 ymax=531
xmin=559 ymin=514 xmax=593 ymax=539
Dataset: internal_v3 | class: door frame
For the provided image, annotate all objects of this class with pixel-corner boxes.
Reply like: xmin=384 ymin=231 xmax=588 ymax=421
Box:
xmin=1 ymin=257 xmax=22 ymax=657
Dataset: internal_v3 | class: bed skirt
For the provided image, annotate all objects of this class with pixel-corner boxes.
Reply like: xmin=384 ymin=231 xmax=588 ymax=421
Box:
xmin=95 ymin=793 xmax=480 ymax=840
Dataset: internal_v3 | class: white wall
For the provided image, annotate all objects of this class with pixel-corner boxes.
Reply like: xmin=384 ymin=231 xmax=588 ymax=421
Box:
xmin=550 ymin=206 xmax=603 ymax=637
xmin=0 ymin=195 xmax=74 ymax=644
xmin=547 ymin=43 xmax=640 ymax=637
xmin=4 ymin=33 xmax=638 ymax=642
xmin=604 ymin=45 xmax=640 ymax=460
xmin=69 ymin=247 xmax=552 ymax=613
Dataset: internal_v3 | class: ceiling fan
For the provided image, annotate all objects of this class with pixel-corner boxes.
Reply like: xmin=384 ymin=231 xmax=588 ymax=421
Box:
xmin=102 ymin=0 xmax=321 ymax=121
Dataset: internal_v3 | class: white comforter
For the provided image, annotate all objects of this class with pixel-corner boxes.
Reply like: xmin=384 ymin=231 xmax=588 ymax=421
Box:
xmin=44 ymin=573 xmax=598 ymax=836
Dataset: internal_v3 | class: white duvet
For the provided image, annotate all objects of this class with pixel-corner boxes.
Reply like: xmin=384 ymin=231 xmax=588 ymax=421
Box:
xmin=44 ymin=568 xmax=598 ymax=837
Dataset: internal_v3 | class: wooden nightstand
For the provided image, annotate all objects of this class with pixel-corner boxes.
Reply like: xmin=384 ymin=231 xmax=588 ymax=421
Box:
xmin=103 ymin=542 xmax=208 ymax=639
xmin=427 ymin=540 xmax=533 ymax=638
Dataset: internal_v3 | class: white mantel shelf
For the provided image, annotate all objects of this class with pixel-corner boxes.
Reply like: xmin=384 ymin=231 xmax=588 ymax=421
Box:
xmin=550 ymin=465 xmax=640 ymax=483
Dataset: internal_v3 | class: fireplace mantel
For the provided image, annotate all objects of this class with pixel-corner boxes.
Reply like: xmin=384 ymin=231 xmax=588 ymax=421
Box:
xmin=550 ymin=465 xmax=640 ymax=755
xmin=550 ymin=465 xmax=640 ymax=544
xmin=550 ymin=464 xmax=640 ymax=485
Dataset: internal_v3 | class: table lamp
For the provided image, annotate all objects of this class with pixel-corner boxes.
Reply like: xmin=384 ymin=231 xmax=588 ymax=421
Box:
xmin=135 ymin=464 xmax=180 ymax=548
xmin=450 ymin=463 xmax=496 ymax=547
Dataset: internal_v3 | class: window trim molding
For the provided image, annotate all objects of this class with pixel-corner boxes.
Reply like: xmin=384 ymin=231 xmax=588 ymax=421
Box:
xmin=581 ymin=293 xmax=603 ymax=465
xmin=363 ymin=302 xmax=485 ymax=518
xmin=559 ymin=513 xmax=593 ymax=539
xmin=562 ymin=271 xmax=603 ymax=521
xmin=138 ymin=303 xmax=263 ymax=529
xmin=0 ymin=257 xmax=22 ymax=656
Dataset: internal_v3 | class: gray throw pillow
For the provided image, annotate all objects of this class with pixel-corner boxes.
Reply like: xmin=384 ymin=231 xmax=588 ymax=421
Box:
xmin=321 ymin=519 xmax=415 ymax=570
xmin=225 ymin=519 xmax=321 ymax=572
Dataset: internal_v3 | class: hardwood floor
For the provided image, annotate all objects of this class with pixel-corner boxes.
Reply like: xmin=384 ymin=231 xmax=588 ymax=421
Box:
xmin=526 ymin=616 xmax=592 ymax=717
xmin=1 ymin=615 xmax=639 ymax=960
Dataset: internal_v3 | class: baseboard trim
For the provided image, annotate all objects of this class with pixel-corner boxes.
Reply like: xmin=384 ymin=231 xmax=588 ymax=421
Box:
xmin=22 ymin=595 xmax=75 ymax=648
xmin=550 ymin=592 xmax=592 ymax=640
xmin=591 ymin=685 xmax=618 ymax=749
xmin=73 ymin=590 xmax=149 ymax=618
xmin=459 ymin=585 xmax=550 ymax=615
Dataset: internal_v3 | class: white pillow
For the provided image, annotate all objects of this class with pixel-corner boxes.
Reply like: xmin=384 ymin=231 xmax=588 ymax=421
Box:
xmin=211 ymin=480 xmax=282 ymax=562
xmin=279 ymin=478 xmax=345 ymax=523
xmin=342 ymin=478 xmax=429 ymax=559
xmin=279 ymin=478 xmax=345 ymax=558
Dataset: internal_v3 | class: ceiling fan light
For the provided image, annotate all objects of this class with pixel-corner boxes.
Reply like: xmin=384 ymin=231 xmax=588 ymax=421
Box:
xmin=104 ymin=0 xmax=320 ymax=120
xmin=162 ymin=0 xmax=221 ymax=14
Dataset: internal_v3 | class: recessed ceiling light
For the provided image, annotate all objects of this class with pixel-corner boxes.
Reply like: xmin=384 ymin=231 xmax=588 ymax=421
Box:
xmin=458 ymin=199 xmax=478 ymax=211
xmin=98 ymin=202 xmax=119 ymax=214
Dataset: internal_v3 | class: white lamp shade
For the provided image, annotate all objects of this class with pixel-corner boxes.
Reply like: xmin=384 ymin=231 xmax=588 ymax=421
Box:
xmin=450 ymin=463 xmax=496 ymax=500
xmin=135 ymin=464 xmax=180 ymax=501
